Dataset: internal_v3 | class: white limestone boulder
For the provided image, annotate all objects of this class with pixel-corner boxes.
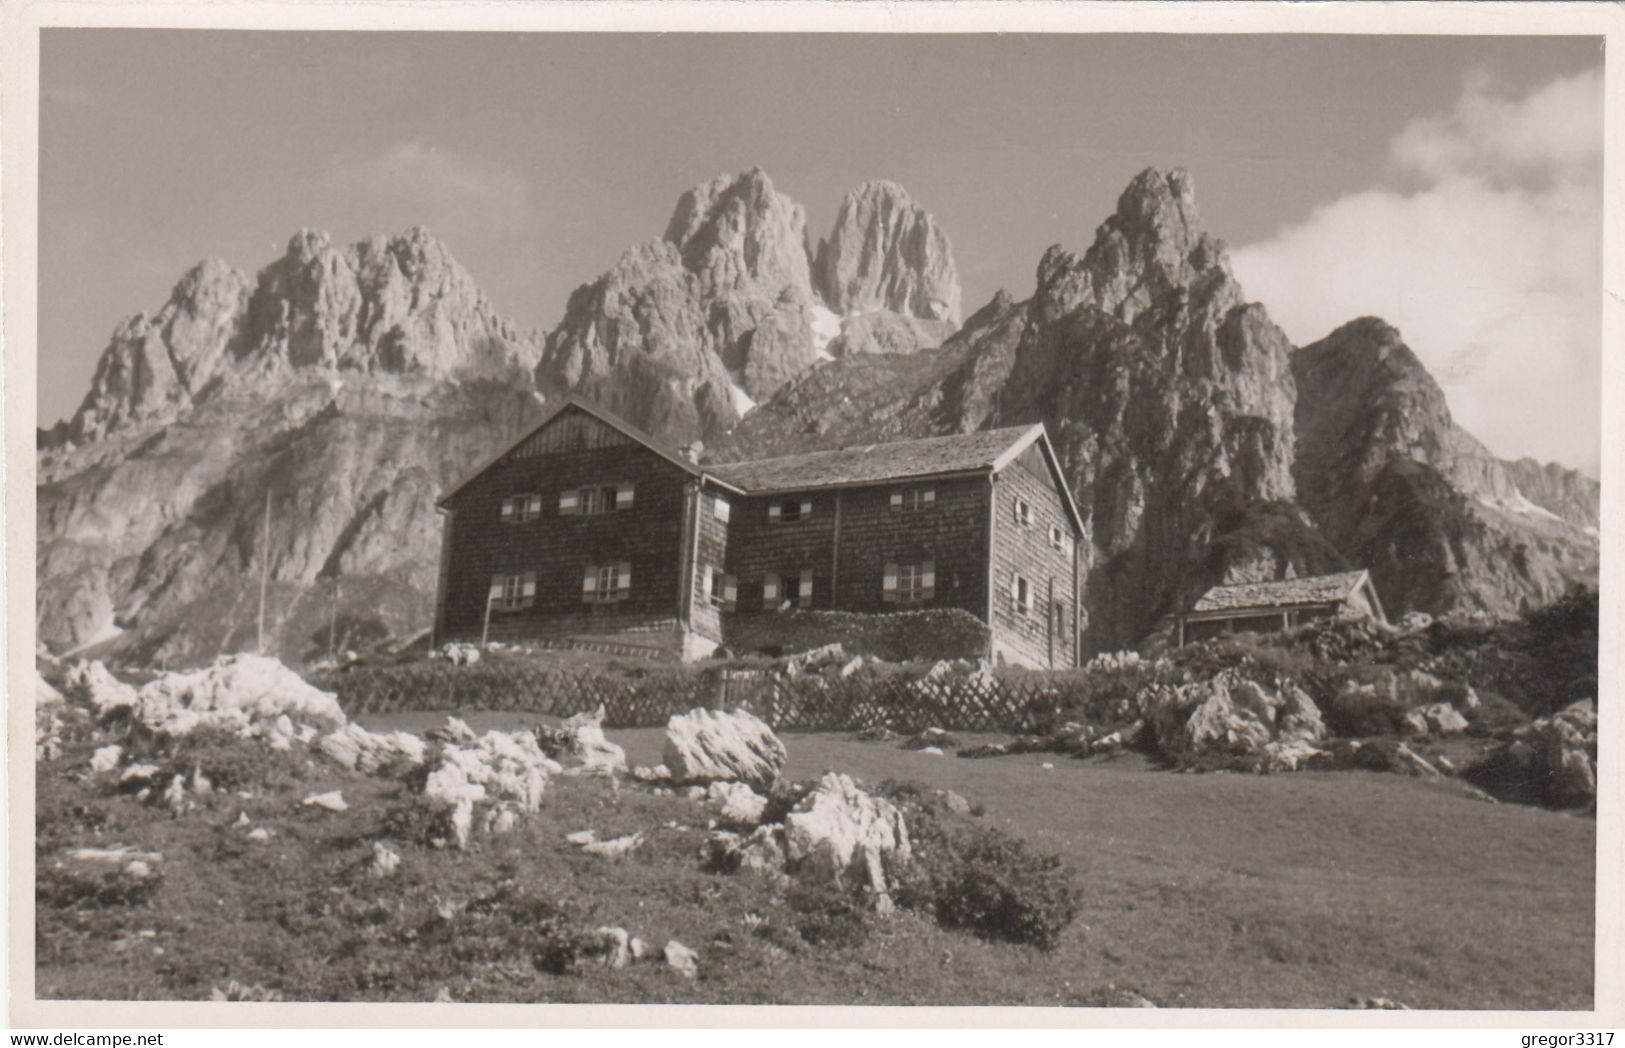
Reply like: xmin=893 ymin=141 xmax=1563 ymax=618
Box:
xmin=783 ymin=772 xmax=911 ymax=911
xmin=557 ymin=706 xmax=627 ymax=776
xmin=1141 ymin=669 xmax=1325 ymax=772
xmin=705 ymin=781 xmax=767 ymax=826
xmin=663 ymin=707 xmax=787 ymax=787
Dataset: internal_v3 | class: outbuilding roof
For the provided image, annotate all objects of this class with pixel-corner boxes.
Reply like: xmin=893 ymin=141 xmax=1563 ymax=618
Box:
xmin=1188 ymin=570 xmax=1374 ymax=613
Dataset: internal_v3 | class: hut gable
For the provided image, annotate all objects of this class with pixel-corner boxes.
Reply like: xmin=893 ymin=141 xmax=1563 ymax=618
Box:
xmin=1178 ymin=569 xmax=1386 ymax=646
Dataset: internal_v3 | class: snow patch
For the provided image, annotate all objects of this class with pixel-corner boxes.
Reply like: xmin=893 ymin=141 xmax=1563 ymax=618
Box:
xmin=727 ymin=376 xmax=757 ymax=416
xmin=62 ymin=622 xmax=126 ymax=659
xmin=1478 ymin=489 xmax=1566 ymax=526
xmin=809 ymin=304 xmax=842 ymax=362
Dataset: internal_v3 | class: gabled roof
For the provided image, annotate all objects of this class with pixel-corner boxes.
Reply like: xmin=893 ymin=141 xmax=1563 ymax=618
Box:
xmin=437 ymin=396 xmax=702 ymax=508
xmin=708 ymin=426 xmax=1035 ymax=491
xmin=1188 ymin=570 xmax=1375 ymax=614
xmin=706 ymin=423 xmax=1085 ymax=535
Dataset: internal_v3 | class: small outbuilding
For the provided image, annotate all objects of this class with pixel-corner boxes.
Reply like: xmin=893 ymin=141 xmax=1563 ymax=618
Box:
xmin=1177 ymin=569 xmax=1386 ymax=646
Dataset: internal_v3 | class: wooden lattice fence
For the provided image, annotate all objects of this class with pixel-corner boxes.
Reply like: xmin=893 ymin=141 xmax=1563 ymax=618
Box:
xmin=315 ymin=661 xmax=1069 ymax=734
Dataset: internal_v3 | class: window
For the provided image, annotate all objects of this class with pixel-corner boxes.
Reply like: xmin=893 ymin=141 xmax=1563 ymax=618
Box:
xmin=1051 ymin=600 xmax=1068 ymax=635
xmin=582 ymin=561 xmax=632 ymax=603
xmin=768 ymin=497 xmax=812 ymax=524
xmin=1013 ymin=497 xmax=1033 ymax=527
xmin=707 ymin=567 xmax=737 ymax=611
xmin=762 ymin=568 xmax=814 ymax=608
xmin=1049 ymin=524 xmax=1069 ymax=552
xmin=889 ymin=488 xmax=936 ymax=512
xmin=488 ymin=572 xmax=536 ymax=611
xmin=883 ymin=560 xmax=936 ymax=605
xmin=560 ymin=482 xmax=634 ymax=516
xmin=1010 ymin=573 xmax=1033 ymax=614
xmin=500 ymin=494 xmax=543 ymax=523
xmin=712 ymin=496 xmax=731 ymax=523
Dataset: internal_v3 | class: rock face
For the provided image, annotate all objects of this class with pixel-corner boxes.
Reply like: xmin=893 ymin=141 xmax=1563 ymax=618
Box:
xmin=814 ymin=181 xmax=961 ymax=324
xmin=662 ymin=707 xmax=787 ymax=787
xmin=1293 ymin=318 xmax=1598 ymax=619
xmin=52 ymin=228 xmax=540 ymax=450
xmin=37 ymin=229 xmax=548 ymax=661
xmin=726 ymin=168 xmax=1330 ymax=652
xmin=537 ymin=169 xmax=962 ymax=446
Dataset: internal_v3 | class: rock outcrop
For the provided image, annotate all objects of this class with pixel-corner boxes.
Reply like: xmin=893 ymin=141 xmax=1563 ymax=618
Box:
xmin=1141 ymin=669 xmax=1326 ymax=772
xmin=1293 ymin=318 xmax=1598 ymax=619
xmin=783 ymin=772 xmax=912 ymax=911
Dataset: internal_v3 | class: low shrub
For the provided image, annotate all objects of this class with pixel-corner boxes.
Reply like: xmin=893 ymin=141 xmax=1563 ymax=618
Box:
xmin=880 ymin=780 xmax=1081 ymax=951
xmin=921 ymin=826 xmax=1081 ymax=951
xmin=1461 ymin=689 xmax=1528 ymax=738
xmin=37 ymin=864 xmax=164 ymax=911
xmin=785 ymin=880 xmax=872 ymax=949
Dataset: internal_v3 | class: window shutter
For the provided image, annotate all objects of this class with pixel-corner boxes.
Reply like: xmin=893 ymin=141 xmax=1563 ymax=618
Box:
xmin=582 ymin=565 xmax=598 ymax=597
xmin=616 ymin=482 xmax=635 ymax=509
xmin=559 ymin=489 xmax=580 ymax=514
xmin=616 ymin=562 xmax=632 ymax=593
xmin=763 ymin=572 xmax=780 ymax=602
xmin=768 ymin=503 xmax=782 ymax=523
xmin=723 ymin=574 xmax=737 ymax=610
xmin=921 ymin=560 xmax=936 ymax=598
xmin=883 ymin=563 xmax=898 ymax=603
xmin=521 ymin=573 xmax=536 ymax=599
xmin=890 ymin=491 xmax=903 ymax=510
xmin=799 ymin=497 xmax=812 ymax=519
xmin=490 ymin=576 xmax=506 ymax=600
xmin=924 ymin=489 xmax=936 ymax=506
xmin=500 ymin=499 xmax=514 ymax=521
xmin=799 ymin=569 xmax=814 ymax=600
xmin=1010 ymin=575 xmax=1020 ymax=607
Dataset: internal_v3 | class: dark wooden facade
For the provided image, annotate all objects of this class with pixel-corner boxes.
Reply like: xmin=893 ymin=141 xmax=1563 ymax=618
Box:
xmin=436 ymin=398 xmax=1085 ymax=666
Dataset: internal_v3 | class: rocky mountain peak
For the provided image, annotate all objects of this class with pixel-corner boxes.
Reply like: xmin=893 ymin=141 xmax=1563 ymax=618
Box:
xmin=813 ymin=180 xmax=962 ymax=323
xmin=50 ymin=227 xmax=540 ymax=449
xmin=663 ymin=167 xmax=812 ymax=301
xmin=1080 ymin=166 xmax=1231 ymax=322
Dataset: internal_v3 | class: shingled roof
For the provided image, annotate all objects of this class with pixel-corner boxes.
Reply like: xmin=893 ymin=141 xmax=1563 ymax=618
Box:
xmin=708 ymin=422 xmax=1086 ymax=535
xmin=708 ymin=425 xmax=1040 ymax=492
xmin=1190 ymin=570 xmax=1373 ymax=613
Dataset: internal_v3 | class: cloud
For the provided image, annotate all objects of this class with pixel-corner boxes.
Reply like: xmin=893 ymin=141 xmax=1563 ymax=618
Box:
xmin=320 ymin=139 xmax=530 ymax=243
xmin=1231 ymin=68 xmax=1602 ymax=475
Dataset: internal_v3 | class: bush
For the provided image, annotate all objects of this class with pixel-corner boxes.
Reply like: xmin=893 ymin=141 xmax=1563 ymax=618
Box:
xmin=880 ymin=780 xmax=1081 ymax=951
xmin=785 ymin=880 xmax=872 ymax=949
xmin=37 ymin=864 xmax=163 ymax=911
xmin=923 ymin=826 xmax=1081 ymax=951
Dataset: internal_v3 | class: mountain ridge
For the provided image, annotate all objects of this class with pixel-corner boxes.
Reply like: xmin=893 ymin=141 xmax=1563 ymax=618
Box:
xmin=36 ymin=165 xmax=1599 ymax=664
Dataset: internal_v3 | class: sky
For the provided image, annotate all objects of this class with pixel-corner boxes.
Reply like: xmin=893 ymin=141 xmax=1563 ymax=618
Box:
xmin=38 ymin=31 xmax=1603 ymax=474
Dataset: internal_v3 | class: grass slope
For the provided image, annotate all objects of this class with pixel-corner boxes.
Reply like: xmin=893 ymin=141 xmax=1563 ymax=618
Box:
xmin=43 ymin=709 xmax=1582 ymax=1010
